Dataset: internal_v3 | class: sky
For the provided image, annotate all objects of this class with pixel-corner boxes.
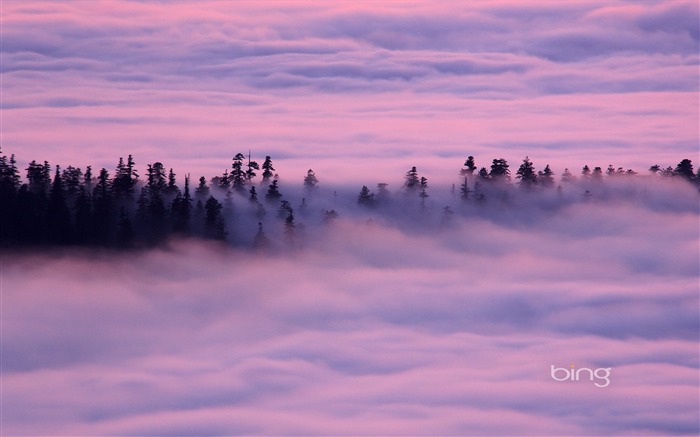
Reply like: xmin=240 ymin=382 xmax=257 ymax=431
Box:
xmin=1 ymin=0 xmax=699 ymax=185
xmin=2 ymin=1 xmax=700 ymax=436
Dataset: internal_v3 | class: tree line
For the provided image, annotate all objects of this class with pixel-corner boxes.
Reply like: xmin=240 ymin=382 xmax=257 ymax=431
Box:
xmin=0 ymin=148 xmax=696 ymax=250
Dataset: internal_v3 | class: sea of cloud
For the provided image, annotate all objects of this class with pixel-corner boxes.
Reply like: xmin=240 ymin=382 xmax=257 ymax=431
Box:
xmin=2 ymin=176 xmax=698 ymax=435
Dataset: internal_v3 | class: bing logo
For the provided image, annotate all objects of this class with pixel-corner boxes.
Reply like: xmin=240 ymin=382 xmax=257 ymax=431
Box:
xmin=551 ymin=364 xmax=612 ymax=388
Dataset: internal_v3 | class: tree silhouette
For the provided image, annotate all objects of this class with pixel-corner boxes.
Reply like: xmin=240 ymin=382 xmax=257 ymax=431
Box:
xmin=266 ymin=179 xmax=282 ymax=201
xmin=195 ymin=176 xmax=210 ymax=201
xmin=358 ymin=185 xmax=374 ymax=206
xmin=404 ymin=166 xmax=420 ymax=192
xmin=674 ymin=159 xmax=695 ymax=181
xmin=461 ymin=156 xmax=477 ymax=176
xmin=489 ymin=158 xmax=510 ymax=182
xmin=204 ymin=196 xmax=226 ymax=240
xmin=538 ymin=165 xmax=555 ymax=187
xmin=459 ymin=176 xmax=471 ymax=200
xmin=304 ymin=169 xmax=318 ymax=190
xmin=253 ymin=222 xmax=269 ymax=250
xmin=246 ymin=152 xmax=259 ymax=182
xmin=47 ymin=166 xmax=73 ymax=244
xmin=171 ymin=175 xmax=193 ymax=234
xmin=1 ymin=149 xmax=696 ymax=251
xmin=261 ymin=156 xmax=275 ymax=183
xmin=92 ymin=168 xmax=113 ymax=245
xmin=231 ymin=153 xmax=247 ymax=192
xmin=516 ymin=156 xmax=537 ymax=188
xmin=419 ymin=176 xmax=429 ymax=206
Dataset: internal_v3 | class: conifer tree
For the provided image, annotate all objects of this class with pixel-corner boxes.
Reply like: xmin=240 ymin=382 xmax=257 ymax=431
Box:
xmin=73 ymin=184 xmax=93 ymax=244
xmin=266 ymin=179 xmax=282 ymax=201
xmin=538 ymin=165 xmax=555 ymax=187
xmin=489 ymin=158 xmax=510 ymax=182
xmin=516 ymin=156 xmax=537 ymax=188
xmin=460 ymin=176 xmax=471 ymax=200
xmin=419 ymin=176 xmax=429 ymax=206
xmin=278 ymin=199 xmax=293 ymax=219
xmin=231 ymin=153 xmax=246 ymax=192
xmin=304 ymin=169 xmax=318 ymax=190
xmin=246 ymin=152 xmax=259 ymax=182
xmin=47 ymin=166 xmax=73 ymax=244
xmin=253 ymin=222 xmax=269 ymax=250
xmin=477 ymin=167 xmax=489 ymax=181
xmin=171 ymin=175 xmax=193 ymax=234
xmin=358 ymin=185 xmax=374 ymax=206
xmin=93 ymin=168 xmax=113 ymax=245
xmin=195 ymin=176 xmax=210 ymax=200
xmin=204 ymin=195 xmax=226 ymax=240
xmin=460 ymin=156 xmax=477 ymax=176
xmin=249 ymin=186 xmax=258 ymax=203
xmin=561 ymin=168 xmax=574 ymax=183
xmin=261 ymin=156 xmax=275 ymax=183
xmin=164 ymin=168 xmax=180 ymax=197
xmin=674 ymin=159 xmax=695 ymax=181
xmin=404 ymin=166 xmax=419 ymax=192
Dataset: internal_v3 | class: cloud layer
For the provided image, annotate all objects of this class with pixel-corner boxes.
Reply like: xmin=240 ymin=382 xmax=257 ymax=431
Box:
xmin=2 ymin=1 xmax=698 ymax=183
xmin=2 ymin=177 xmax=698 ymax=435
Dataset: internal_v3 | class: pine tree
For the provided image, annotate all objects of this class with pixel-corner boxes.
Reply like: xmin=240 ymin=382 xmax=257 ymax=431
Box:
xmin=246 ymin=152 xmax=259 ymax=182
xmin=404 ymin=166 xmax=419 ymax=192
xmin=561 ymin=168 xmax=574 ymax=183
xmin=171 ymin=175 xmax=192 ymax=234
xmin=231 ymin=153 xmax=246 ymax=192
xmin=218 ymin=169 xmax=231 ymax=190
xmin=459 ymin=177 xmax=471 ymax=200
xmin=358 ymin=185 xmax=374 ymax=206
xmin=249 ymin=185 xmax=258 ymax=203
xmin=47 ymin=166 xmax=73 ymax=244
xmin=73 ymin=184 xmax=93 ymax=244
xmin=0 ymin=153 xmax=21 ymax=245
xmin=164 ymin=168 xmax=180 ymax=197
xmin=284 ymin=210 xmax=296 ymax=246
xmin=195 ymin=176 xmax=210 ymax=200
xmin=674 ymin=159 xmax=695 ymax=181
xmin=538 ymin=164 xmax=555 ymax=187
xmin=84 ymin=166 xmax=94 ymax=192
xmin=261 ymin=156 xmax=275 ymax=183
xmin=460 ymin=156 xmax=477 ymax=176
xmin=278 ymin=199 xmax=293 ymax=219
xmin=304 ymin=169 xmax=318 ymax=190
xmin=204 ymin=196 xmax=226 ymax=240
xmin=62 ymin=166 xmax=83 ymax=199
xmin=581 ymin=165 xmax=591 ymax=177
xmin=26 ymin=160 xmax=51 ymax=195
xmin=116 ymin=207 xmax=135 ymax=247
xmin=489 ymin=158 xmax=510 ymax=182
xmin=419 ymin=176 xmax=429 ymax=206
xmin=147 ymin=162 xmax=167 ymax=193
xmin=253 ymin=222 xmax=269 ymax=251
xmin=92 ymin=168 xmax=113 ymax=245
xmin=516 ymin=156 xmax=537 ymax=188
xmin=266 ymin=179 xmax=282 ymax=201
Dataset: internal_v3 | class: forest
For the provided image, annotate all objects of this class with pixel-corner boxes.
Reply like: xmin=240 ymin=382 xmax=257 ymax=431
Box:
xmin=0 ymin=147 xmax=697 ymax=251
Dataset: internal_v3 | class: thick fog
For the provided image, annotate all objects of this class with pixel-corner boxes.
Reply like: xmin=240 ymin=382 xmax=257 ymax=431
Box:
xmin=3 ymin=176 xmax=698 ymax=435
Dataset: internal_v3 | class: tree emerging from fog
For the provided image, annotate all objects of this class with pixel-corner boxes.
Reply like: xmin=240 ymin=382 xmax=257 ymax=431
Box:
xmin=0 ymin=148 xmax=697 ymax=250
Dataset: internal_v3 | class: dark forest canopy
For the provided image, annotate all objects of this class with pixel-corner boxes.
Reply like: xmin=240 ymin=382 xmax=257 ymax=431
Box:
xmin=0 ymin=148 xmax=698 ymax=251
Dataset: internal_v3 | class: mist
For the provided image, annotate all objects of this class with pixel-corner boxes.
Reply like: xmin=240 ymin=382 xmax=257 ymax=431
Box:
xmin=2 ymin=175 xmax=698 ymax=436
